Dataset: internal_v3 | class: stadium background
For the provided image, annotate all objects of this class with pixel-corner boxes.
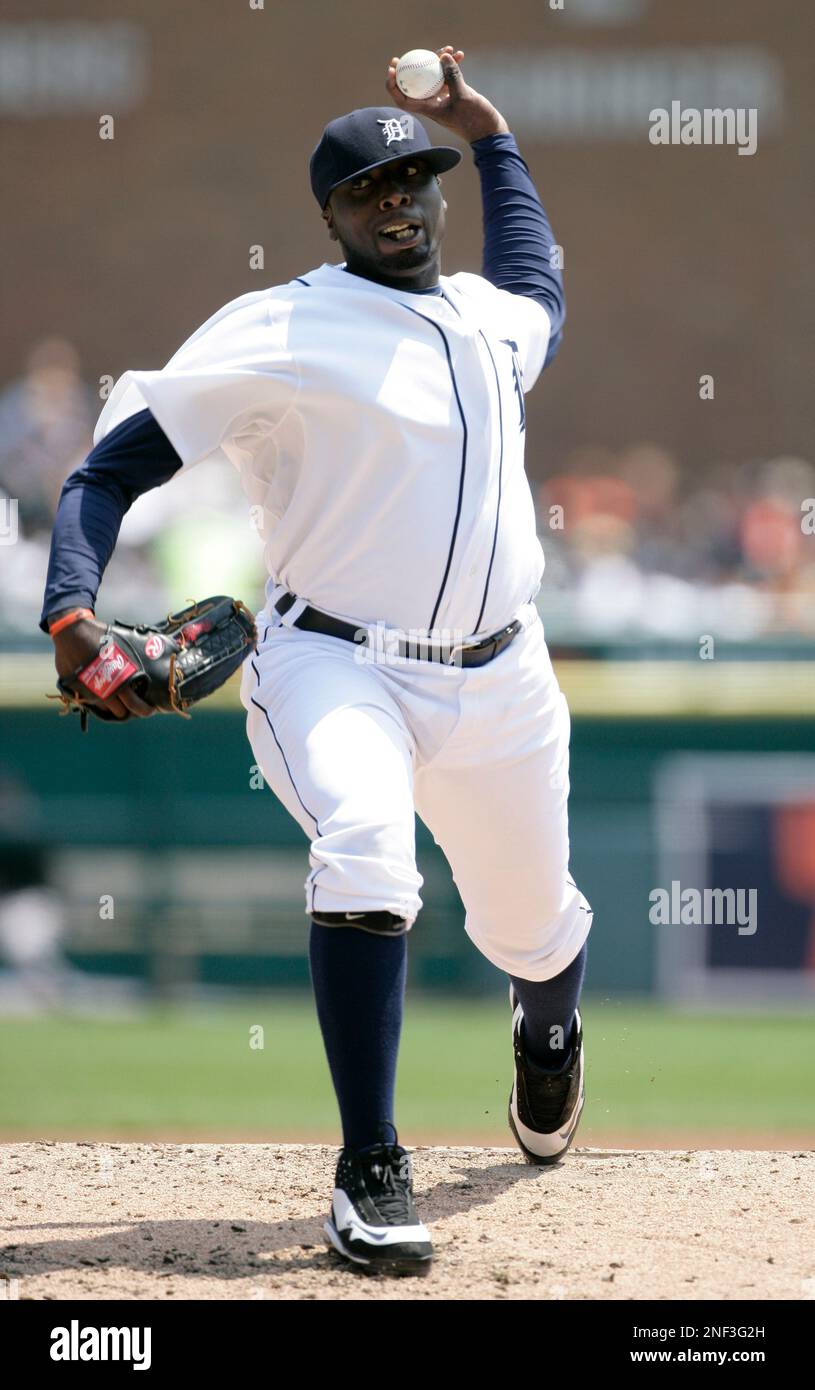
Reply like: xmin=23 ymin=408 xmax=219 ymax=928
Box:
xmin=1 ymin=0 xmax=813 ymax=1147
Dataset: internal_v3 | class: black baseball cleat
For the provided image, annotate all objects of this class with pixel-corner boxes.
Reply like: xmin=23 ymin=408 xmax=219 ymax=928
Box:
xmin=508 ymin=984 xmax=585 ymax=1165
xmin=324 ymin=1140 xmax=433 ymax=1275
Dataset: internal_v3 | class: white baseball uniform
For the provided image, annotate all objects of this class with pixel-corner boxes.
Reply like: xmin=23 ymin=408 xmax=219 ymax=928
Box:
xmin=95 ymin=261 xmax=593 ymax=980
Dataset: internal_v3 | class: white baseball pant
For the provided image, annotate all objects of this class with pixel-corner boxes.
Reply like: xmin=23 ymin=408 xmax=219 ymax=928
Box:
xmin=239 ymin=600 xmax=592 ymax=981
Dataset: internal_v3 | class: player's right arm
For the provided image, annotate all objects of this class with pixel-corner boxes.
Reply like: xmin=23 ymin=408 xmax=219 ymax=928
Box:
xmin=387 ymin=47 xmax=564 ymax=379
xmin=42 ymin=289 xmax=300 ymax=717
xmin=470 ymin=131 xmax=565 ymax=368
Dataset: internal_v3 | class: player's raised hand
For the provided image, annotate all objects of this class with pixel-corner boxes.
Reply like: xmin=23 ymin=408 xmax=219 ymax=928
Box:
xmin=386 ymin=46 xmax=509 ymax=143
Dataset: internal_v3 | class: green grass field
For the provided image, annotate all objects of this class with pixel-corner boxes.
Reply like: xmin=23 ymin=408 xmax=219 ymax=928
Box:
xmin=1 ymin=997 xmax=812 ymax=1144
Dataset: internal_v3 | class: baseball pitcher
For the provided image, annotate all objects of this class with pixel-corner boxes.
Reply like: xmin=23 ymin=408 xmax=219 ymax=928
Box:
xmin=41 ymin=46 xmax=593 ymax=1275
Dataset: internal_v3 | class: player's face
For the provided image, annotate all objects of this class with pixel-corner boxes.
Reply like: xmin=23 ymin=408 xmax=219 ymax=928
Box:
xmin=322 ymin=156 xmax=446 ymax=290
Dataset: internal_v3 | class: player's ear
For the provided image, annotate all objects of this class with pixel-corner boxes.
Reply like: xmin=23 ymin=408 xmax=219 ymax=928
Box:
xmin=322 ymin=203 xmax=338 ymax=241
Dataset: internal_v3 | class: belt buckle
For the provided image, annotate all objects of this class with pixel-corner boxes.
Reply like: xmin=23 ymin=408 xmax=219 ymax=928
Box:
xmin=446 ymin=631 xmax=492 ymax=666
xmin=456 ymin=620 xmax=518 ymax=667
xmin=444 ymin=639 xmax=467 ymax=666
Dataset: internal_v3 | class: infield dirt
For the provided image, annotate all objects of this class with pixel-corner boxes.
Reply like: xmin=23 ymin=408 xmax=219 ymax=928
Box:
xmin=1 ymin=1143 xmax=812 ymax=1300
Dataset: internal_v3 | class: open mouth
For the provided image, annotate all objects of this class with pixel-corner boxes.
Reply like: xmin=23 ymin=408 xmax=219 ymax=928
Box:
xmin=377 ymin=220 xmax=423 ymax=248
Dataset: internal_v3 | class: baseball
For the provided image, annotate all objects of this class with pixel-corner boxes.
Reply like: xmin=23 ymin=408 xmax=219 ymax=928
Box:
xmin=395 ymin=49 xmax=446 ymax=100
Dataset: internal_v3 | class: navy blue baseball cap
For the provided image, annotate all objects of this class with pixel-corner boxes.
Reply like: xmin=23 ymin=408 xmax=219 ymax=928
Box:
xmin=309 ymin=107 xmax=462 ymax=209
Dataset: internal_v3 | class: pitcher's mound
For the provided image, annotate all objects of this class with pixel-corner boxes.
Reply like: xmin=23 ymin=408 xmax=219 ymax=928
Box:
xmin=1 ymin=1143 xmax=812 ymax=1300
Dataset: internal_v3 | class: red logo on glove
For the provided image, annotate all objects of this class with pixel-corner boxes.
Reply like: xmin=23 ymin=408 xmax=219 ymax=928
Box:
xmin=144 ymin=634 xmax=165 ymax=659
xmin=78 ymin=641 xmax=138 ymax=699
xmin=179 ymin=619 xmax=212 ymax=644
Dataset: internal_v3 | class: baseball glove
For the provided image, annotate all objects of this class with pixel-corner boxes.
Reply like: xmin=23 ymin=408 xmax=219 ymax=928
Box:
xmin=50 ymin=595 xmax=257 ymax=732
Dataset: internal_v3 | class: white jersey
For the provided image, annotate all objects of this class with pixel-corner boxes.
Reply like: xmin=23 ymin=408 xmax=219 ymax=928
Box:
xmin=96 ymin=261 xmax=552 ymax=639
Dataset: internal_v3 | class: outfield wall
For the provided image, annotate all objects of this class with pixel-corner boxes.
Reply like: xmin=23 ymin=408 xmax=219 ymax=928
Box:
xmin=2 ymin=661 xmax=812 ymax=998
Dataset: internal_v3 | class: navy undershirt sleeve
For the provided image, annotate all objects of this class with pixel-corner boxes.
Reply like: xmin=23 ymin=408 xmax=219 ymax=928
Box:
xmin=39 ymin=407 xmax=183 ymax=632
xmin=470 ymin=131 xmax=565 ymax=365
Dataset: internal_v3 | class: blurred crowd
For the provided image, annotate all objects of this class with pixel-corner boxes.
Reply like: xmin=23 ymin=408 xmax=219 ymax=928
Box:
xmin=1 ymin=341 xmax=814 ymax=646
xmin=536 ymin=445 xmax=815 ymax=644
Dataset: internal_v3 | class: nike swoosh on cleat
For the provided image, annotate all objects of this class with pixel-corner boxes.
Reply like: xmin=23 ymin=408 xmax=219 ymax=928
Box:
xmin=339 ymin=1209 xmax=393 ymax=1241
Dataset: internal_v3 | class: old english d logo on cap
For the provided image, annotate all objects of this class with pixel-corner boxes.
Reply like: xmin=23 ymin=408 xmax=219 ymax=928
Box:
xmin=309 ymin=106 xmax=462 ymax=208
xmin=377 ymin=114 xmax=415 ymax=145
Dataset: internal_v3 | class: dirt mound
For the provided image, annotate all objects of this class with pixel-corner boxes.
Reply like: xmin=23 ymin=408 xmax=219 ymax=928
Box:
xmin=1 ymin=1143 xmax=812 ymax=1300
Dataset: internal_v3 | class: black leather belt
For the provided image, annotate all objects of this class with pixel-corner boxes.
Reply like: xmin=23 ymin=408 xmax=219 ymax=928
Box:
xmin=273 ymin=592 xmax=522 ymax=668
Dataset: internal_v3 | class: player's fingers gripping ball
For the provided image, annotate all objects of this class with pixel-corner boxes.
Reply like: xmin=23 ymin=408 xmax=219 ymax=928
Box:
xmin=50 ymin=595 xmax=257 ymax=732
xmin=395 ymin=49 xmax=446 ymax=100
